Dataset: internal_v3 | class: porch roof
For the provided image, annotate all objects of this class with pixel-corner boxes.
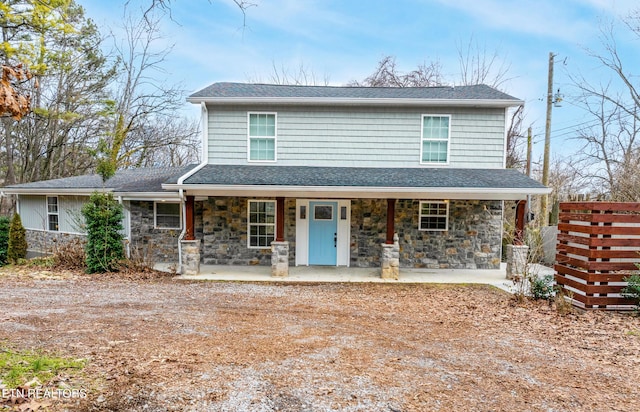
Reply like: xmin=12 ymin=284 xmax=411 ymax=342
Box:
xmin=164 ymin=165 xmax=550 ymax=200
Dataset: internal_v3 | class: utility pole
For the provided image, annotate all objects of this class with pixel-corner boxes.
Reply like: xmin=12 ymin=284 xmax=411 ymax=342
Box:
xmin=526 ymin=126 xmax=532 ymax=223
xmin=540 ymin=52 xmax=555 ymax=227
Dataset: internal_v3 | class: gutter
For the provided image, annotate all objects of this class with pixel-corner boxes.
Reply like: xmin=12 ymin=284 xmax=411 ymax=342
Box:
xmin=175 ymin=102 xmax=210 ymax=274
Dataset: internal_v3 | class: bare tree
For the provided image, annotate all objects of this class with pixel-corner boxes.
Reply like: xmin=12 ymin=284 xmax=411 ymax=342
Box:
xmin=347 ymin=56 xmax=445 ymax=87
xmin=247 ymin=61 xmax=331 ymax=86
xmin=98 ymin=10 xmax=199 ymax=174
xmin=456 ymin=36 xmax=512 ymax=89
xmin=569 ymin=16 xmax=640 ymax=201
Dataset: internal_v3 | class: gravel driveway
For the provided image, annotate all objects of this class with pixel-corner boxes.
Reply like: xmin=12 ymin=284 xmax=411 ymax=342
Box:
xmin=1 ymin=270 xmax=639 ymax=411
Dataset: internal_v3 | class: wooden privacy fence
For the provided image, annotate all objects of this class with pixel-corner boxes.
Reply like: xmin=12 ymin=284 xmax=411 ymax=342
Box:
xmin=555 ymin=202 xmax=640 ymax=310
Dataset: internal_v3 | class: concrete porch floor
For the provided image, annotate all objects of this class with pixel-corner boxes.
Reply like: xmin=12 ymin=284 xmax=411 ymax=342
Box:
xmin=165 ymin=263 xmax=556 ymax=293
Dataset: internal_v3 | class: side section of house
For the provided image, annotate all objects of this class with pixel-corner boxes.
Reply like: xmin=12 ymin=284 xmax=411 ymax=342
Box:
xmin=4 ymin=166 xmax=195 ymax=264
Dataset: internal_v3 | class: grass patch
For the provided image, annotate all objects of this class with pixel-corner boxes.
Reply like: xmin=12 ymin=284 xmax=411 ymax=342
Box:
xmin=0 ymin=346 xmax=85 ymax=389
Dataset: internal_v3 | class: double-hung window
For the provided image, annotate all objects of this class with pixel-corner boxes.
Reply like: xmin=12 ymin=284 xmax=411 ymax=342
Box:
xmin=419 ymin=201 xmax=449 ymax=231
xmin=155 ymin=202 xmax=181 ymax=229
xmin=47 ymin=196 xmax=59 ymax=231
xmin=248 ymin=200 xmax=276 ymax=248
xmin=248 ymin=112 xmax=276 ymax=162
xmin=421 ymin=115 xmax=450 ymax=164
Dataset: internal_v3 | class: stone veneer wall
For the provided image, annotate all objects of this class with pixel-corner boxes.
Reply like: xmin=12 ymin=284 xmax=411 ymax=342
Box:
xmin=199 ymin=197 xmax=296 ymax=265
xmin=129 ymin=201 xmax=180 ymax=263
xmin=350 ymin=199 xmax=503 ymax=269
xmin=25 ymin=230 xmax=86 ymax=255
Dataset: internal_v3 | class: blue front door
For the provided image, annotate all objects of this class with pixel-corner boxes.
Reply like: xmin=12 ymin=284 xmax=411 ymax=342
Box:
xmin=309 ymin=201 xmax=338 ymax=265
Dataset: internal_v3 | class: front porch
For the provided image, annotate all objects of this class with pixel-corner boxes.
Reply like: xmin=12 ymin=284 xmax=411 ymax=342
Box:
xmin=162 ymin=263 xmax=555 ymax=293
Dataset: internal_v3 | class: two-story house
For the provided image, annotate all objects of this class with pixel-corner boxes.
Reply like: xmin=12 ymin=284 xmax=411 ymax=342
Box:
xmin=2 ymin=82 xmax=549 ymax=278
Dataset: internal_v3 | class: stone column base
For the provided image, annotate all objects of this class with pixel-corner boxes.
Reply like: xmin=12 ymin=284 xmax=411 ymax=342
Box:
xmin=271 ymin=241 xmax=289 ymax=277
xmin=381 ymin=234 xmax=400 ymax=280
xmin=506 ymin=244 xmax=529 ymax=280
xmin=181 ymin=240 xmax=200 ymax=275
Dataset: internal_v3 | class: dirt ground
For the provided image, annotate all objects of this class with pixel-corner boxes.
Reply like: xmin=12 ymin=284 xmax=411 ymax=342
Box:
xmin=0 ymin=268 xmax=639 ymax=412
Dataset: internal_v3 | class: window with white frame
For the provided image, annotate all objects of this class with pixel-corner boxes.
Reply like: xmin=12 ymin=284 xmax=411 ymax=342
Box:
xmin=248 ymin=200 xmax=276 ymax=248
xmin=248 ymin=112 xmax=276 ymax=161
xmin=421 ymin=115 xmax=450 ymax=164
xmin=419 ymin=201 xmax=449 ymax=231
xmin=47 ymin=196 xmax=59 ymax=231
xmin=155 ymin=202 xmax=181 ymax=229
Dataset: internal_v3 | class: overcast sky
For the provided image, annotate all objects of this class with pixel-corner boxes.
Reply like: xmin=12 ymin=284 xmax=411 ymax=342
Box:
xmin=80 ymin=0 xmax=640 ymax=163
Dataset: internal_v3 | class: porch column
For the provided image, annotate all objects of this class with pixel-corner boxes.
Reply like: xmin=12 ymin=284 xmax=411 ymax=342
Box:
xmin=185 ymin=195 xmax=195 ymax=241
xmin=276 ymin=197 xmax=285 ymax=242
xmin=514 ymin=199 xmax=526 ymax=245
xmin=386 ymin=198 xmax=396 ymax=244
xmin=271 ymin=196 xmax=289 ymax=277
xmin=507 ymin=200 xmax=528 ymax=280
xmin=381 ymin=199 xmax=399 ymax=279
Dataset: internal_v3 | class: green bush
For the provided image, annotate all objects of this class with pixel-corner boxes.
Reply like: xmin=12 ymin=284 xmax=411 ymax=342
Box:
xmin=82 ymin=192 xmax=124 ymax=273
xmin=0 ymin=216 xmax=10 ymax=265
xmin=7 ymin=213 xmax=27 ymax=264
xmin=529 ymin=274 xmax=555 ymax=300
xmin=622 ymin=274 xmax=640 ymax=309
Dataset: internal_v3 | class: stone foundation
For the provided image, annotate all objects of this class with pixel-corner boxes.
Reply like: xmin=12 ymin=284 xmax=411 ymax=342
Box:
xmin=380 ymin=234 xmax=400 ymax=280
xmin=271 ymin=241 xmax=289 ymax=277
xmin=181 ymin=240 xmax=200 ymax=275
xmin=25 ymin=229 xmax=86 ymax=255
xmin=506 ymin=244 xmax=529 ymax=280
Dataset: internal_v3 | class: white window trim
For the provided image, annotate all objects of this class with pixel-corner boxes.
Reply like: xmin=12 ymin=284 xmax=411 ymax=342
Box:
xmin=247 ymin=112 xmax=277 ymax=163
xmin=46 ymin=196 xmax=59 ymax=232
xmin=418 ymin=200 xmax=449 ymax=232
xmin=154 ymin=201 xmax=182 ymax=230
xmin=247 ymin=199 xmax=277 ymax=249
xmin=420 ymin=114 xmax=451 ymax=165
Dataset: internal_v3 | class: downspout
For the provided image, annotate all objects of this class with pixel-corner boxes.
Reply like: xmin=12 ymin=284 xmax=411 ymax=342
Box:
xmin=176 ymin=102 xmax=209 ymax=273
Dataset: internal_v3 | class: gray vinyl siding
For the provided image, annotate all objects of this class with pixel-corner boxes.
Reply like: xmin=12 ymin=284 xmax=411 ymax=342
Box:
xmin=206 ymin=105 xmax=506 ymax=168
xmin=18 ymin=195 xmax=47 ymax=231
xmin=18 ymin=195 xmax=87 ymax=233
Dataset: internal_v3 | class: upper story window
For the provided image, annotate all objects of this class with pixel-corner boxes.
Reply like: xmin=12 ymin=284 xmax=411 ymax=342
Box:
xmin=421 ymin=115 xmax=450 ymax=164
xmin=419 ymin=201 xmax=449 ymax=231
xmin=248 ymin=112 xmax=276 ymax=162
xmin=47 ymin=196 xmax=59 ymax=231
xmin=155 ymin=202 xmax=181 ymax=229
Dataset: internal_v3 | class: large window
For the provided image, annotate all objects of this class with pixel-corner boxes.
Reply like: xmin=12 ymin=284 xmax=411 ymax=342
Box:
xmin=47 ymin=196 xmax=59 ymax=231
xmin=155 ymin=202 xmax=181 ymax=229
xmin=248 ymin=200 xmax=276 ymax=248
xmin=248 ymin=112 xmax=276 ymax=161
xmin=419 ymin=201 xmax=449 ymax=231
xmin=421 ymin=115 xmax=450 ymax=164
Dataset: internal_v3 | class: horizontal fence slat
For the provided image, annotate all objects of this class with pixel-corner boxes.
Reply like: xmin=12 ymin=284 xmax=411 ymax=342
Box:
xmin=554 ymin=263 xmax=630 ymax=282
xmin=575 ymin=294 xmax=637 ymax=307
xmin=559 ymin=212 xmax=640 ymax=224
xmin=554 ymin=274 xmax=628 ymax=294
xmin=558 ymin=223 xmax=640 ymax=235
xmin=556 ymin=234 xmax=640 ymax=247
xmin=557 ymin=255 xmax=637 ymax=271
xmin=560 ymin=202 xmax=640 ymax=212
xmin=557 ymin=244 xmax=640 ymax=259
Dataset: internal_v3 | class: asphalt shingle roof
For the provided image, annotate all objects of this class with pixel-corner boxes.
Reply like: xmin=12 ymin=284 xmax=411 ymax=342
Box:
xmin=4 ymin=165 xmax=196 ymax=192
xmin=189 ymin=82 xmax=521 ymax=102
xmin=180 ymin=165 xmax=546 ymax=190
